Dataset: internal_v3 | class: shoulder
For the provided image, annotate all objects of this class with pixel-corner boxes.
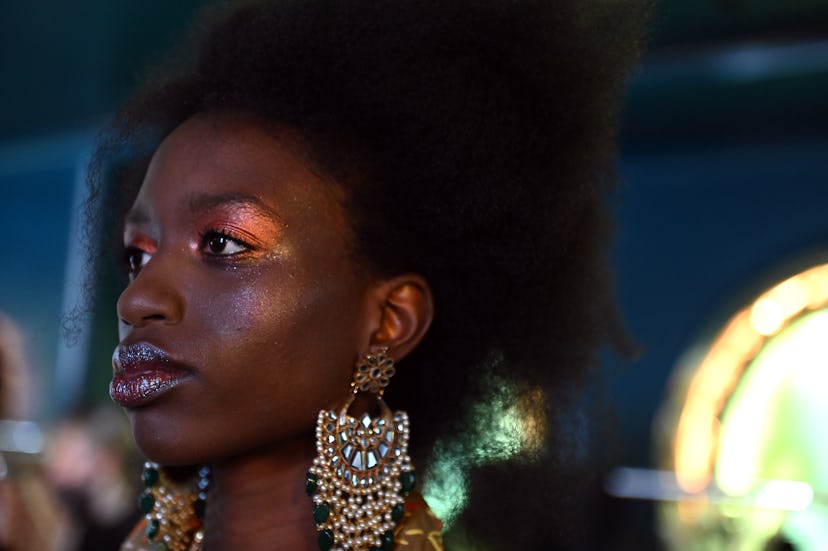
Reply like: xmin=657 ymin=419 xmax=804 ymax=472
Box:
xmin=394 ymin=492 xmax=444 ymax=551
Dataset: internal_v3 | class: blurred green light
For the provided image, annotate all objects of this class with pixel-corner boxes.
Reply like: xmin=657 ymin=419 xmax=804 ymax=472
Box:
xmin=716 ymin=308 xmax=828 ymax=549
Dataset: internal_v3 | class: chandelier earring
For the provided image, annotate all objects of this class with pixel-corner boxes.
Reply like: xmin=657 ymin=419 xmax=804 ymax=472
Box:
xmin=306 ymin=347 xmax=416 ymax=551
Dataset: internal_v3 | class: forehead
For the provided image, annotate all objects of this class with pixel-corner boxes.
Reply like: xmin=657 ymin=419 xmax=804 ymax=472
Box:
xmin=134 ymin=112 xmax=345 ymax=218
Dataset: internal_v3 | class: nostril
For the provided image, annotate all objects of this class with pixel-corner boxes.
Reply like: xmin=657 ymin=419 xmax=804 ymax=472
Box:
xmin=143 ymin=314 xmax=166 ymax=321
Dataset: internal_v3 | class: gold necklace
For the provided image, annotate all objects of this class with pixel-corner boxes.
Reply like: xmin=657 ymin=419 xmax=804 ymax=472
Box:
xmin=138 ymin=463 xmax=207 ymax=551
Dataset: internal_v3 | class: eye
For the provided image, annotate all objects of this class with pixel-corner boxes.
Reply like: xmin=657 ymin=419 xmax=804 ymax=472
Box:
xmin=125 ymin=247 xmax=151 ymax=276
xmin=200 ymin=229 xmax=250 ymax=257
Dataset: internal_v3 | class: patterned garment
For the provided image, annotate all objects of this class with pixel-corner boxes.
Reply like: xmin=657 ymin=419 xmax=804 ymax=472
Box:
xmin=393 ymin=492 xmax=444 ymax=550
xmin=121 ymin=491 xmax=443 ymax=550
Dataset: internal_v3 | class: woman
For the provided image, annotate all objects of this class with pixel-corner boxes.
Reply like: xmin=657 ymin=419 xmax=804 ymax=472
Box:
xmin=88 ymin=0 xmax=649 ymax=549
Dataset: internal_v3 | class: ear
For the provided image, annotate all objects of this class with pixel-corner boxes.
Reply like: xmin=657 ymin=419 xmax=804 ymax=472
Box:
xmin=364 ymin=274 xmax=434 ymax=361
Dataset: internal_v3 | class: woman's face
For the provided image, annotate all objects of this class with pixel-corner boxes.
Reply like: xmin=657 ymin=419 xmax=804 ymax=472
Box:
xmin=113 ymin=112 xmax=374 ymax=465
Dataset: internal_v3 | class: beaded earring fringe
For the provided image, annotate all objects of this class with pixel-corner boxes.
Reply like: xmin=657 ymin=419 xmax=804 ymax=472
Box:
xmin=306 ymin=348 xmax=416 ymax=551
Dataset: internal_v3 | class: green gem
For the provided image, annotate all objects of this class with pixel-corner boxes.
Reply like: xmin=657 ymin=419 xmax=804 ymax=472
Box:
xmin=391 ymin=502 xmax=405 ymax=523
xmin=138 ymin=490 xmax=155 ymax=514
xmin=142 ymin=466 xmax=160 ymax=488
xmin=317 ymin=528 xmax=334 ymax=550
xmin=381 ymin=530 xmax=395 ymax=551
xmin=399 ymin=471 xmax=416 ymax=495
xmin=313 ymin=502 xmax=331 ymax=523
xmin=306 ymin=472 xmax=318 ymax=496
xmin=146 ymin=519 xmax=160 ymax=540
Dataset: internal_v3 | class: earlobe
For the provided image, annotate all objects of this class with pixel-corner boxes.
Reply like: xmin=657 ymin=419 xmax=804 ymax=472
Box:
xmin=369 ymin=275 xmax=434 ymax=361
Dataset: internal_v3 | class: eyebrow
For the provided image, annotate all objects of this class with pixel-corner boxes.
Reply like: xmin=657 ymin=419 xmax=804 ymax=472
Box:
xmin=123 ymin=192 xmax=280 ymax=226
xmin=185 ymin=192 xmax=279 ymax=219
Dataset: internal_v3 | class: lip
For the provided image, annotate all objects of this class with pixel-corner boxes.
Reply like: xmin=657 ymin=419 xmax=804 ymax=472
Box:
xmin=110 ymin=342 xmax=193 ymax=408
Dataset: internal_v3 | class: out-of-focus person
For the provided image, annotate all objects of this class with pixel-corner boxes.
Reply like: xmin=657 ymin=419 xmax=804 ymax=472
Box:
xmin=0 ymin=312 xmax=68 ymax=551
xmin=43 ymin=406 xmax=139 ymax=551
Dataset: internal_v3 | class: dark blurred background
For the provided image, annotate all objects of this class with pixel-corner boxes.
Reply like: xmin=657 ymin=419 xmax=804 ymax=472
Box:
xmin=1 ymin=1 xmax=827 ymax=549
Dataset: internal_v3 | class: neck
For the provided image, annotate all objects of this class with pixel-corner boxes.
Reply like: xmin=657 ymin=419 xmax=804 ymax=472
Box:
xmin=202 ymin=435 xmax=318 ymax=551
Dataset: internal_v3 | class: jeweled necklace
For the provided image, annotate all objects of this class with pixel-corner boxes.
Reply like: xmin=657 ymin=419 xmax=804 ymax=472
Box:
xmin=139 ymin=462 xmax=208 ymax=551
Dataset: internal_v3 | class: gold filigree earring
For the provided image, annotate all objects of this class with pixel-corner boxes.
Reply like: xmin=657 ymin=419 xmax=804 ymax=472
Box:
xmin=306 ymin=347 xmax=416 ymax=551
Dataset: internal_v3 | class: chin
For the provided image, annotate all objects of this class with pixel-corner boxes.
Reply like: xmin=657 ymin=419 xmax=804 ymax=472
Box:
xmin=127 ymin=408 xmax=207 ymax=466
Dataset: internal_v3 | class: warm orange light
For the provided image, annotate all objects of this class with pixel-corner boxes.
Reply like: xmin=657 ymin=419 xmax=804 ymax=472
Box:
xmin=673 ymin=263 xmax=828 ymax=494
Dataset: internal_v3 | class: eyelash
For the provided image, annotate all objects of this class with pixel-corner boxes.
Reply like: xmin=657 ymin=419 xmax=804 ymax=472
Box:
xmin=123 ymin=247 xmax=150 ymax=278
xmin=122 ymin=228 xmax=253 ymax=278
xmin=197 ymin=227 xmax=253 ymax=258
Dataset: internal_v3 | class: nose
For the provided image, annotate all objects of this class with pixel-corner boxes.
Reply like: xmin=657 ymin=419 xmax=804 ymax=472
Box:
xmin=117 ymin=252 xmax=185 ymax=330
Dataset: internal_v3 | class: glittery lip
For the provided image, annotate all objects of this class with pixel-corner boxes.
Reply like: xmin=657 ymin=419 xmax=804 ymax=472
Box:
xmin=110 ymin=342 xmax=192 ymax=408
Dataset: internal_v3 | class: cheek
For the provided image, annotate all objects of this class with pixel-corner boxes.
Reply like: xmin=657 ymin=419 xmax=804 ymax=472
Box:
xmin=195 ymin=266 xmax=321 ymax=345
xmin=202 ymin=273 xmax=288 ymax=335
xmin=189 ymin=281 xmax=300 ymax=401
xmin=189 ymin=265 xmax=362 ymax=394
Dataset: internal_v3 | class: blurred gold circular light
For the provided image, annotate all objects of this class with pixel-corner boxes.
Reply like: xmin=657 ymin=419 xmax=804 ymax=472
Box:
xmin=659 ymin=261 xmax=828 ymax=550
xmin=674 ymin=262 xmax=828 ymax=494
xmin=750 ymin=298 xmax=784 ymax=336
